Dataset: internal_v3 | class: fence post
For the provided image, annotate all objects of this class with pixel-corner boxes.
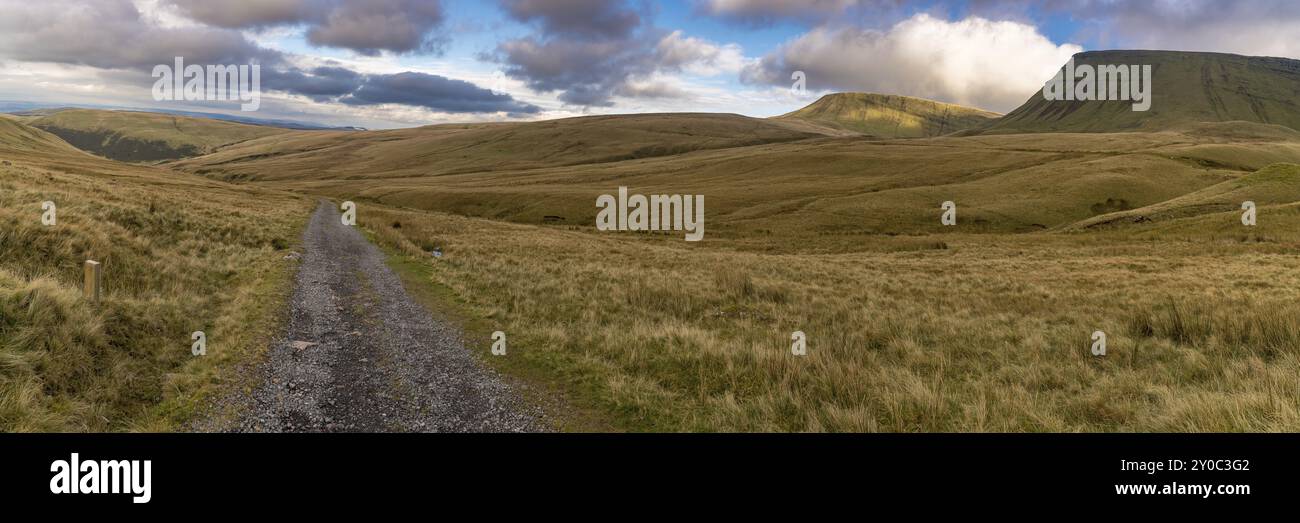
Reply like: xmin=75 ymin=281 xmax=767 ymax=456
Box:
xmin=84 ymin=260 xmax=101 ymax=303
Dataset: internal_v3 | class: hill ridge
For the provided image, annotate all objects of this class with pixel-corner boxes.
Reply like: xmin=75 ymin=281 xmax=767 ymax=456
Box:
xmin=774 ymin=92 xmax=1000 ymax=138
xmin=986 ymin=50 xmax=1300 ymax=134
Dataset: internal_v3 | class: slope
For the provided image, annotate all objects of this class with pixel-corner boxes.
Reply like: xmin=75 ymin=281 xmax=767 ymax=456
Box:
xmin=1069 ymin=163 xmax=1300 ymax=229
xmin=171 ymin=113 xmax=825 ymax=181
xmin=29 ymin=108 xmax=292 ymax=162
xmin=987 ymin=50 xmax=1300 ymax=134
xmin=775 ymin=93 xmax=1000 ymax=138
xmin=0 ymin=117 xmax=309 ymax=431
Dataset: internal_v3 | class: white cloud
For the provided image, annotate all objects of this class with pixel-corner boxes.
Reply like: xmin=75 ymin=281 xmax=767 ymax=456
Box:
xmin=743 ymin=13 xmax=1082 ymax=112
xmin=655 ymin=30 xmax=749 ymax=76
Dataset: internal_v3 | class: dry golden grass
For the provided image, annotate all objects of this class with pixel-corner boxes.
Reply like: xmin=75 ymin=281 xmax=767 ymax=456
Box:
xmin=244 ymin=125 xmax=1300 ymax=249
xmin=179 ymin=112 xmax=1298 ymax=432
xmin=11 ymin=103 xmax=1300 ymax=433
xmin=358 ymin=191 xmax=1300 ymax=432
xmin=171 ymin=113 xmax=821 ymax=182
xmin=0 ymin=118 xmax=309 ymax=431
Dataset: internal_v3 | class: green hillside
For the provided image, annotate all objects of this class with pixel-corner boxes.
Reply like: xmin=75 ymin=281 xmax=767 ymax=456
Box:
xmin=774 ymin=93 xmax=1000 ymax=137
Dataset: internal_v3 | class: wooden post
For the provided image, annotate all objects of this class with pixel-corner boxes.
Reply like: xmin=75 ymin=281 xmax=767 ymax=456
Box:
xmin=84 ymin=260 xmax=101 ymax=303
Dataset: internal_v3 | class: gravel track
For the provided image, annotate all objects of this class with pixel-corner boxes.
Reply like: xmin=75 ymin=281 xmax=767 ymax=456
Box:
xmin=196 ymin=201 xmax=543 ymax=432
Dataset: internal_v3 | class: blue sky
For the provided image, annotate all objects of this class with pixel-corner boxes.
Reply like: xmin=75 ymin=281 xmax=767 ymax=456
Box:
xmin=0 ymin=1 xmax=1296 ymax=129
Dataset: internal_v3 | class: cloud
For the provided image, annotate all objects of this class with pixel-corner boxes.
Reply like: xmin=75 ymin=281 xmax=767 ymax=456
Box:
xmin=697 ymin=0 xmax=929 ymax=28
xmin=502 ymin=0 xmax=641 ymax=39
xmin=655 ymin=30 xmax=748 ymax=75
xmin=698 ymin=0 xmax=864 ymax=25
xmin=306 ymin=0 xmax=447 ymax=56
xmin=262 ymin=65 xmax=364 ymax=101
xmin=493 ymin=0 xmax=651 ymax=106
xmin=1066 ymin=0 xmax=1300 ymax=58
xmin=0 ymin=0 xmax=533 ymax=116
xmin=493 ymin=0 xmax=744 ymax=107
xmin=166 ymin=0 xmax=448 ymax=56
xmin=339 ymin=72 xmax=540 ymax=114
xmin=164 ymin=0 xmax=311 ymax=29
xmin=705 ymin=1 xmax=1300 ymax=59
xmin=0 ymin=0 xmax=279 ymax=70
xmin=964 ymin=0 xmax=1300 ymax=58
xmin=741 ymin=13 xmax=1081 ymax=112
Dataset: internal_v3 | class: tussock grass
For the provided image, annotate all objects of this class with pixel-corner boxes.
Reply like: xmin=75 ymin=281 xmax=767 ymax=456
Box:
xmin=362 ymin=202 xmax=1300 ymax=432
xmin=0 ymin=121 xmax=308 ymax=431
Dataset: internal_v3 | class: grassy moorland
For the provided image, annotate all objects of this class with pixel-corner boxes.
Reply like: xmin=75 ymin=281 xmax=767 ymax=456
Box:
xmin=216 ymin=122 xmax=1300 ymax=247
xmin=358 ymin=174 xmax=1300 ymax=431
xmin=170 ymin=113 xmax=825 ymax=181
xmin=163 ymin=75 xmax=1300 ymax=431
xmin=0 ymin=117 xmax=308 ymax=431
xmin=11 ymin=47 xmax=1300 ymax=432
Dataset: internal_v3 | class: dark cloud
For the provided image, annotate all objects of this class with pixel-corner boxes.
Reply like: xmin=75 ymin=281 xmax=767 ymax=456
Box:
xmin=165 ymin=0 xmax=311 ymax=29
xmin=307 ymin=0 xmax=447 ymax=56
xmin=0 ymin=0 xmax=281 ymax=69
xmin=493 ymin=0 xmax=708 ymax=107
xmin=496 ymin=36 xmax=656 ymax=106
xmin=702 ymin=0 xmax=904 ymax=26
xmin=262 ymin=65 xmax=364 ymax=101
xmin=0 ymin=0 xmax=534 ymax=115
xmin=339 ymin=72 xmax=540 ymax=114
xmin=502 ymin=0 xmax=641 ymax=39
xmin=167 ymin=0 xmax=447 ymax=56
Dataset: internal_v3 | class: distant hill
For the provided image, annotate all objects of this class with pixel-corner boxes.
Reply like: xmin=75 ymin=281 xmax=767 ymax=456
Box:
xmin=0 ymin=115 xmax=90 ymax=160
xmin=172 ymin=113 xmax=824 ymax=181
xmin=27 ymin=109 xmax=292 ymax=162
xmin=987 ymin=50 xmax=1300 ymax=134
xmin=773 ymin=93 xmax=1000 ymax=138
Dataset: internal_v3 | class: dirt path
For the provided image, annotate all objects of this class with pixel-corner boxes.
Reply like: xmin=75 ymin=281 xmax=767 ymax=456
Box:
xmin=199 ymin=201 xmax=543 ymax=432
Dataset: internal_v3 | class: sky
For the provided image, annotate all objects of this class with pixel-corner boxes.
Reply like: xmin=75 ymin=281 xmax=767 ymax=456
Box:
xmin=0 ymin=0 xmax=1297 ymax=129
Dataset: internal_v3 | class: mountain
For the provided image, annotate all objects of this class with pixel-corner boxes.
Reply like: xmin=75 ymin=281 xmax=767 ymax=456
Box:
xmin=987 ymin=50 xmax=1300 ymax=134
xmin=773 ymin=93 xmax=1000 ymax=138
xmin=26 ymin=109 xmax=294 ymax=162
